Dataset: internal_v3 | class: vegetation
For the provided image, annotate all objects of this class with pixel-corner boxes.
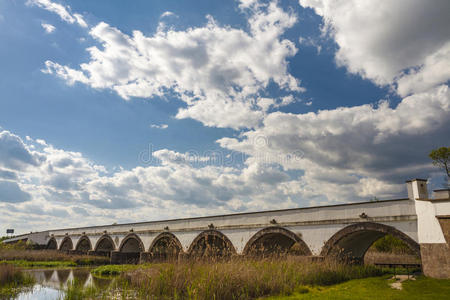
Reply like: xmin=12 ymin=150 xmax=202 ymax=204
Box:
xmin=369 ymin=235 xmax=415 ymax=254
xmin=266 ymin=275 xmax=450 ymax=300
xmin=0 ymin=241 xmax=110 ymax=267
xmin=429 ymin=146 xmax=450 ymax=186
xmin=92 ymin=264 xmax=140 ymax=276
xmin=87 ymin=257 xmax=386 ymax=299
xmin=0 ymin=264 xmax=34 ymax=298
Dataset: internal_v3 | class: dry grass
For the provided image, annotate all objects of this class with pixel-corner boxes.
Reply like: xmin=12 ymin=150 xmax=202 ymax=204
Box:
xmin=0 ymin=264 xmax=34 ymax=298
xmin=0 ymin=264 xmax=17 ymax=285
xmin=0 ymin=249 xmax=109 ymax=266
xmin=115 ymin=256 xmax=385 ymax=299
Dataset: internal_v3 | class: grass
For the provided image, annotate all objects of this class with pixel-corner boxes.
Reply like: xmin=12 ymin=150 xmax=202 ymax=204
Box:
xmin=0 ymin=264 xmax=35 ymax=298
xmin=265 ymin=275 xmax=450 ymax=299
xmin=92 ymin=264 xmax=141 ymax=276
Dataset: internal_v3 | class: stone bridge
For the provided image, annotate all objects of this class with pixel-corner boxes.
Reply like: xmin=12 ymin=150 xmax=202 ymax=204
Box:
xmin=4 ymin=179 xmax=450 ymax=278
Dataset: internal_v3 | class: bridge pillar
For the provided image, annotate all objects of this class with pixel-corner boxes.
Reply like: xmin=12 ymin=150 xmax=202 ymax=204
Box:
xmin=410 ymin=179 xmax=450 ymax=278
xmin=110 ymin=251 xmax=142 ymax=264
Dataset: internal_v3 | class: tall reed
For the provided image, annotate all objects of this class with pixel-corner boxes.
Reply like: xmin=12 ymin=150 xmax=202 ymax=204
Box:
xmin=118 ymin=256 xmax=385 ymax=299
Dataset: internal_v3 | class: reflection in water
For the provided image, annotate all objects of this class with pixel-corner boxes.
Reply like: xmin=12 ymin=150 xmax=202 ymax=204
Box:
xmin=15 ymin=268 xmax=115 ymax=299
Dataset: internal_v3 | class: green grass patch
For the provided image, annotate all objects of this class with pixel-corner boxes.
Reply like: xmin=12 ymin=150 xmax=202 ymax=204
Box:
xmin=266 ymin=275 xmax=450 ymax=300
xmin=91 ymin=264 xmax=141 ymax=276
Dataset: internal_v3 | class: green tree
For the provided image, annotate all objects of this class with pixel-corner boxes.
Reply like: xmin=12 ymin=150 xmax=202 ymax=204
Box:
xmin=429 ymin=147 xmax=450 ymax=186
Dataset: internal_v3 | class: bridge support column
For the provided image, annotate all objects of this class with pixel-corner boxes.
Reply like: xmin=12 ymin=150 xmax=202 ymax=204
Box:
xmin=410 ymin=180 xmax=450 ymax=278
xmin=140 ymin=252 xmax=152 ymax=263
xmin=110 ymin=251 xmax=142 ymax=264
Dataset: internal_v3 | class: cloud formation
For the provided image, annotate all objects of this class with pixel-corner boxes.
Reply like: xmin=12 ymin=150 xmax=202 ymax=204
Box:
xmin=41 ymin=23 xmax=55 ymax=33
xmin=28 ymin=0 xmax=87 ymax=27
xmin=42 ymin=1 xmax=303 ymax=129
xmin=298 ymin=0 xmax=450 ymax=96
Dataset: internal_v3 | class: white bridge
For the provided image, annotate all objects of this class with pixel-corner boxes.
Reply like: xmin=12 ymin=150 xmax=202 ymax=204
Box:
xmin=4 ymin=179 xmax=450 ymax=278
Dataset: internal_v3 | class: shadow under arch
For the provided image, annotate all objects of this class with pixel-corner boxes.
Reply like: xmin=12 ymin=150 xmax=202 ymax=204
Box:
xmin=243 ymin=227 xmax=312 ymax=257
xmin=320 ymin=222 xmax=420 ymax=263
xmin=188 ymin=230 xmax=236 ymax=259
xmin=94 ymin=234 xmax=116 ymax=254
xmin=119 ymin=233 xmax=145 ymax=252
xmin=59 ymin=236 xmax=73 ymax=251
xmin=148 ymin=232 xmax=183 ymax=261
xmin=47 ymin=237 xmax=57 ymax=250
xmin=75 ymin=235 xmax=92 ymax=253
xmin=117 ymin=233 xmax=145 ymax=264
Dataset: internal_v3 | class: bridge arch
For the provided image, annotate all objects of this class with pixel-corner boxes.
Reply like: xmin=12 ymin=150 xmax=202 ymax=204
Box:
xmin=75 ymin=235 xmax=92 ymax=253
xmin=47 ymin=237 xmax=57 ymax=250
xmin=243 ymin=227 xmax=312 ymax=256
xmin=94 ymin=234 xmax=116 ymax=253
xmin=188 ymin=230 xmax=236 ymax=258
xmin=119 ymin=233 xmax=145 ymax=253
xmin=149 ymin=232 xmax=183 ymax=261
xmin=321 ymin=222 xmax=420 ymax=263
xmin=59 ymin=236 xmax=73 ymax=251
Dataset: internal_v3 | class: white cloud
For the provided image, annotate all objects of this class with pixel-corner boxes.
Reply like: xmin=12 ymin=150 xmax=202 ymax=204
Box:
xmin=150 ymin=123 xmax=168 ymax=129
xmin=28 ymin=0 xmax=87 ymax=28
xmin=298 ymin=0 xmax=450 ymax=95
xmin=219 ymin=85 xmax=450 ymax=201
xmin=0 ymin=129 xmax=310 ymax=233
xmin=41 ymin=23 xmax=56 ymax=33
xmin=42 ymin=1 xmax=303 ymax=129
xmin=160 ymin=11 xmax=176 ymax=18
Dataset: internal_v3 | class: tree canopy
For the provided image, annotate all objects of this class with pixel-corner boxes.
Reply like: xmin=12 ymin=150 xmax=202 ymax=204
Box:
xmin=429 ymin=147 xmax=450 ymax=182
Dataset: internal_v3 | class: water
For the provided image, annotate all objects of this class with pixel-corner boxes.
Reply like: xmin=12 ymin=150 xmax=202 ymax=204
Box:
xmin=14 ymin=268 xmax=114 ymax=300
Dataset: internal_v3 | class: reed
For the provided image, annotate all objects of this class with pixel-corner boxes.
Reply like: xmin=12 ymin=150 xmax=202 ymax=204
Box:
xmin=0 ymin=264 xmax=34 ymax=298
xmin=114 ymin=256 xmax=385 ymax=299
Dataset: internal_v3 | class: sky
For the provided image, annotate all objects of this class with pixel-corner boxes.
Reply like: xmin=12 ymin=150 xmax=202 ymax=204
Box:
xmin=0 ymin=0 xmax=449 ymax=234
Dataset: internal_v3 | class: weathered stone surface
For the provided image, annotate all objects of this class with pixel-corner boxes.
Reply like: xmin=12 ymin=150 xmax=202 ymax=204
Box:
xmin=438 ymin=218 xmax=450 ymax=244
xmin=420 ymin=243 xmax=450 ymax=279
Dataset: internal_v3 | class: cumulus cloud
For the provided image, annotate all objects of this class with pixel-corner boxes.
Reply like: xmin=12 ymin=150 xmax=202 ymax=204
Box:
xmin=42 ymin=1 xmax=303 ymax=129
xmin=0 ymin=180 xmax=31 ymax=203
xmin=41 ymin=23 xmax=55 ymax=33
xmin=219 ymin=85 xmax=450 ymax=201
xmin=28 ymin=0 xmax=87 ymax=27
xmin=298 ymin=0 xmax=450 ymax=95
xmin=0 ymin=131 xmax=41 ymax=170
xmin=0 ymin=129 xmax=307 ymax=232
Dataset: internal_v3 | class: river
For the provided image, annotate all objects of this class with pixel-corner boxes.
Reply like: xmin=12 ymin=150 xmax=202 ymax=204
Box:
xmin=15 ymin=268 xmax=114 ymax=299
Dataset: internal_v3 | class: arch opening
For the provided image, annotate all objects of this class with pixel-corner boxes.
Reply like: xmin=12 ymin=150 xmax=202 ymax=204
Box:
xmin=47 ymin=238 xmax=57 ymax=250
xmin=244 ymin=227 xmax=312 ymax=257
xmin=94 ymin=235 xmax=115 ymax=256
xmin=59 ymin=237 xmax=73 ymax=251
xmin=75 ymin=236 xmax=92 ymax=253
xmin=188 ymin=230 xmax=236 ymax=259
xmin=149 ymin=233 xmax=182 ymax=262
xmin=118 ymin=234 xmax=145 ymax=264
xmin=321 ymin=222 xmax=420 ymax=264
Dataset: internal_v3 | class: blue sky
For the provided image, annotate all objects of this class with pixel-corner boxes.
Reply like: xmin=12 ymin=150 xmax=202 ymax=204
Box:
xmin=0 ymin=0 xmax=449 ymax=233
